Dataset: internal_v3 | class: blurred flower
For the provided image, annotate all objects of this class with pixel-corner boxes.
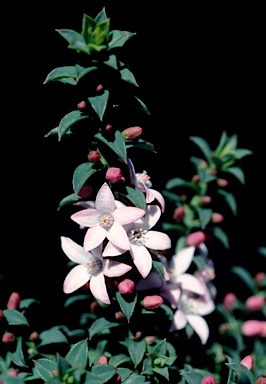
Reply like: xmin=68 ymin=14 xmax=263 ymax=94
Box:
xmin=192 ymin=174 xmax=200 ymax=183
xmin=223 ymin=292 xmax=237 ymax=310
xmin=211 ymin=212 xmax=224 ymax=223
xmin=254 ymin=272 xmax=265 ymax=284
xmin=173 ymin=206 xmax=185 ymax=221
xmin=217 ymin=178 xmax=228 ymax=187
xmin=242 ymin=320 xmax=266 ymax=337
xmin=199 ymin=195 xmax=212 ymax=205
xmin=142 ymin=295 xmax=163 ymax=310
xmin=122 ymin=126 xmax=142 ymax=140
xmin=103 ymin=205 xmax=171 ymax=278
xmin=240 ymin=355 xmax=254 ymax=370
xmin=71 ymin=182 xmax=145 ymax=252
xmin=61 ymin=236 xmax=132 ymax=304
xmin=7 ymin=292 xmax=20 ymax=310
xmin=105 ymin=167 xmax=125 ymax=183
xmin=186 ymin=231 xmax=207 ymax=247
xmin=245 ymin=295 xmax=265 ymax=311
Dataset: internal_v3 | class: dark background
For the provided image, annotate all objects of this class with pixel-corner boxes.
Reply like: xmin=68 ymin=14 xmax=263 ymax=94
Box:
xmin=2 ymin=1 xmax=265 ymax=312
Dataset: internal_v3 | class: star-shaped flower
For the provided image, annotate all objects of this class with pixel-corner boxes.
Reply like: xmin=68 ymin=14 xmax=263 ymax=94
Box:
xmin=71 ymin=182 xmax=146 ymax=252
xmin=61 ymin=236 xmax=132 ymax=304
xmin=103 ymin=205 xmax=171 ymax=278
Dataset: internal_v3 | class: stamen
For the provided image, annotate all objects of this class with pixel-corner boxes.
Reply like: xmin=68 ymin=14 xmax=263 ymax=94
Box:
xmin=85 ymin=258 xmax=102 ymax=276
xmin=99 ymin=213 xmax=114 ymax=228
xmin=136 ymin=171 xmax=152 ymax=188
xmin=128 ymin=227 xmax=147 ymax=246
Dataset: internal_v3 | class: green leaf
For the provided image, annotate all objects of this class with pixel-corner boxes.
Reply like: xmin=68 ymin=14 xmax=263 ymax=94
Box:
xmin=11 ymin=337 xmax=28 ymax=368
xmin=75 ymin=64 xmax=97 ymax=82
xmin=93 ymin=19 xmax=110 ymax=46
xmin=122 ymin=374 xmax=147 ymax=383
xmin=115 ymin=292 xmax=138 ymax=322
xmin=58 ymin=193 xmax=82 ymax=210
xmin=194 ymin=207 xmax=212 ymax=229
xmin=108 ymin=30 xmax=136 ymax=49
xmin=56 ymin=29 xmax=90 ymax=54
xmin=116 ymin=367 xmax=134 ymax=381
xmin=88 ymin=90 xmax=109 ymax=121
xmin=122 ymin=186 xmax=146 ymax=209
xmin=39 ymin=329 xmax=68 ymax=346
xmin=231 ymin=266 xmax=257 ymax=292
xmin=65 ymin=339 xmax=88 ymax=368
xmin=226 ymin=362 xmax=255 ymax=383
xmin=165 ymin=177 xmax=199 ymax=192
xmin=223 ymin=166 xmax=245 ymax=183
xmin=33 ymin=359 xmax=57 ymax=381
xmin=58 ymin=110 xmax=89 ymax=141
xmin=95 ymin=8 xmax=108 ymax=24
xmin=120 ymin=67 xmax=139 ymax=87
xmin=134 ymin=96 xmax=150 ymax=114
xmin=19 ymin=298 xmax=39 ymax=309
xmin=190 ymin=136 xmax=212 ymax=162
xmin=175 ymin=236 xmax=187 ymax=252
xmin=89 ymin=317 xmax=120 ymax=339
xmin=152 ymin=260 xmax=165 ymax=278
xmin=0 ymin=377 xmax=26 ymax=384
xmin=217 ymin=189 xmax=237 ymax=215
xmin=94 ymin=130 xmax=127 ymax=161
xmin=126 ymin=339 xmax=146 ymax=368
xmin=152 ymin=366 xmax=169 ymax=380
xmin=166 ymin=342 xmax=177 ymax=365
xmin=258 ymin=246 xmax=266 ymax=257
xmin=64 ymin=294 xmax=89 ymax=308
xmin=81 ymin=14 xmax=96 ymax=43
xmin=109 ymin=354 xmax=132 ymax=368
xmin=84 ymin=371 xmax=103 ymax=384
xmin=180 ymin=370 xmax=205 ymax=383
xmin=233 ymin=148 xmax=253 ymax=159
xmin=91 ymin=365 xmax=116 ymax=382
xmin=43 ymin=66 xmax=77 ymax=84
xmin=211 ymin=226 xmax=229 ymax=248
xmin=3 ymin=310 xmax=29 ymax=326
xmin=103 ymin=54 xmax=118 ymax=69
xmin=72 ymin=162 xmax=98 ymax=194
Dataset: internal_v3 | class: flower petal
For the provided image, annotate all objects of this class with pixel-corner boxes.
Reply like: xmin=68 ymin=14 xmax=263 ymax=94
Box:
xmin=103 ymin=260 xmax=132 ymax=277
xmin=161 ymin=283 xmax=181 ymax=309
xmin=186 ymin=314 xmax=209 ymax=344
xmin=144 ymin=231 xmax=171 ymax=250
xmin=170 ymin=310 xmax=187 ymax=331
xmin=176 ymin=274 xmax=205 ymax=295
xmin=150 ymin=188 xmax=165 ymax=212
xmin=63 ymin=265 xmax=90 ymax=294
xmin=107 ymin=222 xmax=131 ymax=250
xmin=113 ymin=207 xmax=145 ymax=225
xmin=61 ymin=236 xmax=89 ymax=264
xmin=71 ymin=208 xmax=99 ymax=227
xmin=95 ymin=182 xmax=116 ymax=213
xmin=135 ymin=205 xmax=161 ymax=230
xmin=197 ymin=297 xmax=216 ymax=316
xmin=130 ymin=243 xmax=152 ymax=278
xmin=102 ymin=241 xmax=125 ymax=256
xmin=83 ymin=226 xmax=106 ymax=252
xmin=90 ymin=273 xmax=110 ymax=304
xmin=170 ymin=246 xmax=196 ymax=277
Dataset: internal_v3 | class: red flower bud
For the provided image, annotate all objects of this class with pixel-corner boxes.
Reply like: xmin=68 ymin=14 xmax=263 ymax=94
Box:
xmin=7 ymin=369 xmax=19 ymax=376
xmin=142 ymin=295 xmax=163 ymax=310
xmin=201 ymin=376 xmax=218 ymax=384
xmin=105 ymin=124 xmax=113 ymax=132
xmin=217 ymin=178 xmax=228 ymax=187
xmin=7 ymin=292 xmax=20 ymax=310
xmin=78 ymin=184 xmax=93 ymax=198
xmin=186 ymin=231 xmax=207 ymax=247
xmin=88 ymin=150 xmax=101 ymax=162
xmin=245 ymin=295 xmax=265 ymax=311
xmin=211 ymin=212 xmax=224 ymax=223
xmin=77 ymin=101 xmax=87 ymax=111
xmin=173 ymin=207 xmax=185 ymax=221
xmin=118 ymin=279 xmax=135 ymax=295
xmin=223 ymin=293 xmax=237 ymax=310
xmin=242 ymin=320 xmax=266 ymax=337
xmin=240 ymin=355 xmax=254 ymax=370
xmin=256 ymin=377 xmax=266 ymax=384
xmin=105 ymin=167 xmax=125 ymax=183
xmin=97 ymin=355 xmax=109 ymax=365
xmin=96 ymin=84 xmax=104 ymax=92
xmin=2 ymin=332 xmax=15 ymax=344
xmin=122 ymin=126 xmax=142 ymax=140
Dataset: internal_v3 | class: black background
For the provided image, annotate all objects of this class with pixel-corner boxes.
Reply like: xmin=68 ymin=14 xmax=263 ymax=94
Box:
xmin=2 ymin=1 xmax=265 ymax=311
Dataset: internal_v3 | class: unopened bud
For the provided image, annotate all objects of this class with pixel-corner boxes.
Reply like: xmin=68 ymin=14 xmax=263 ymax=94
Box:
xmin=29 ymin=331 xmax=39 ymax=341
xmin=7 ymin=292 xmax=20 ymax=310
xmin=211 ymin=212 xmax=224 ymax=223
xmin=223 ymin=293 xmax=237 ymax=310
xmin=219 ymin=322 xmax=230 ymax=334
xmin=254 ymin=272 xmax=265 ymax=284
xmin=7 ymin=369 xmax=19 ymax=377
xmin=90 ymin=301 xmax=100 ymax=314
xmin=111 ymin=373 xmax=122 ymax=384
xmin=105 ymin=124 xmax=113 ymax=132
xmin=118 ymin=279 xmax=135 ymax=295
xmin=242 ymin=320 xmax=266 ymax=337
xmin=191 ymin=174 xmax=200 ymax=184
xmin=145 ymin=336 xmax=155 ymax=345
xmin=240 ymin=355 xmax=254 ymax=370
xmin=201 ymin=375 xmax=218 ymax=384
xmin=97 ymin=355 xmax=109 ymax=365
xmin=142 ymin=295 xmax=163 ymax=310
xmin=122 ymin=126 xmax=142 ymax=140
xmin=245 ymin=295 xmax=265 ymax=311
xmin=78 ymin=184 xmax=93 ymax=198
xmin=209 ymin=169 xmax=217 ymax=175
xmin=52 ymin=370 xmax=58 ymax=377
xmin=186 ymin=231 xmax=207 ymax=247
xmin=115 ymin=311 xmax=125 ymax=322
xmin=2 ymin=332 xmax=15 ymax=344
xmin=255 ymin=377 xmax=266 ymax=384
xmin=134 ymin=331 xmax=142 ymax=340
xmin=200 ymin=195 xmax=211 ymax=205
xmin=173 ymin=207 xmax=185 ymax=222
xmin=105 ymin=167 xmax=125 ymax=183
xmin=217 ymin=178 xmax=228 ymax=187
xmin=199 ymin=160 xmax=208 ymax=170
xmin=88 ymin=150 xmax=101 ymax=163
xmin=77 ymin=101 xmax=87 ymax=111
xmin=96 ymin=84 xmax=104 ymax=92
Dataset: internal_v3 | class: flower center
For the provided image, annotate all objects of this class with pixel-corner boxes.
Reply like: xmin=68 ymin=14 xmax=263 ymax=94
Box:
xmin=136 ymin=171 xmax=152 ymax=188
xmin=99 ymin=213 xmax=114 ymax=228
xmin=179 ymin=294 xmax=199 ymax=314
xmin=128 ymin=227 xmax=147 ymax=246
xmin=85 ymin=258 xmax=102 ymax=276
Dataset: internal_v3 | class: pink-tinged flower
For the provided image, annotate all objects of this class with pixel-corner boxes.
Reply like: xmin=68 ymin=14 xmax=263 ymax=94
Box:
xmin=118 ymin=278 xmax=135 ymax=294
xmin=122 ymin=126 xmax=142 ymax=140
xmin=245 ymin=295 xmax=265 ymax=311
xmin=103 ymin=205 xmax=171 ymax=278
xmin=71 ymin=182 xmax=146 ymax=252
xmin=201 ymin=376 xmax=218 ymax=384
xmin=126 ymin=158 xmax=165 ymax=212
xmin=105 ymin=167 xmax=125 ymax=183
xmin=240 ymin=355 xmax=254 ymax=370
xmin=223 ymin=292 xmax=237 ymax=310
xmin=186 ymin=231 xmax=207 ymax=247
xmin=88 ymin=150 xmax=101 ymax=162
xmin=142 ymin=295 xmax=163 ymax=310
xmin=242 ymin=320 xmax=266 ymax=337
xmin=61 ymin=236 xmax=132 ymax=305
xmin=7 ymin=292 xmax=20 ymax=310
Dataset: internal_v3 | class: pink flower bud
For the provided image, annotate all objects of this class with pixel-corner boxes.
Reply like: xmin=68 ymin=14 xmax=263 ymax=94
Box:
xmin=96 ymin=84 xmax=104 ymax=92
xmin=254 ymin=272 xmax=265 ymax=284
xmin=217 ymin=178 xmax=228 ymax=187
xmin=186 ymin=231 xmax=207 ymax=247
xmin=77 ymin=101 xmax=87 ymax=111
xmin=200 ymin=195 xmax=212 ymax=205
xmin=245 ymin=295 xmax=265 ymax=311
xmin=122 ymin=126 xmax=142 ymax=140
xmin=255 ymin=377 xmax=266 ymax=384
xmin=97 ymin=355 xmax=109 ymax=365
xmin=88 ymin=150 xmax=101 ymax=162
xmin=52 ymin=370 xmax=58 ymax=377
xmin=240 ymin=355 xmax=254 ymax=370
xmin=112 ymin=374 xmax=122 ymax=384
xmin=242 ymin=320 xmax=266 ymax=337
xmin=142 ymin=295 xmax=163 ymax=310
xmin=223 ymin=293 xmax=237 ymax=310
xmin=105 ymin=123 xmax=113 ymax=132
xmin=173 ymin=207 xmax=185 ymax=221
xmin=2 ymin=332 xmax=15 ymax=344
xmin=90 ymin=301 xmax=101 ymax=314
xmin=29 ymin=331 xmax=39 ymax=341
xmin=201 ymin=375 xmax=218 ymax=384
xmin=191 ymin=174 xmax=200 ymax=183
xmin=7 ymin=292 xmax=20 ymax=310
xmin=78 ymin=184 xmax=93 ymax=198
xmin=7 ymin=369 xmax=19 ymax=376
xmin=115 ymin=311 xmax=125 ymax=322
xmin=118 ymin=279 xmax=135 ymax=295
xmin=211 ymin=212 xmax=224 ymax=223
xmin=134 ymin=331 xmax=142 ymax=340
xmin=105 ymin=167 xmax=125 ymax=183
